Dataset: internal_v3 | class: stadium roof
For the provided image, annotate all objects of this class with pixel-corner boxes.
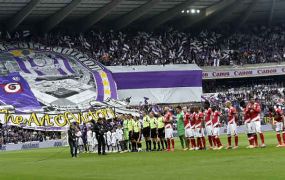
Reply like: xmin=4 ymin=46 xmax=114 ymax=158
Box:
xmin=0 ymin=0 xmax=284 ymax=32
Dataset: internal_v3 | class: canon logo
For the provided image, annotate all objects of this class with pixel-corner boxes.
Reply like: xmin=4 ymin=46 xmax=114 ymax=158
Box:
xmin=257 ymin=69 xmax=276 ymax=74
xmin=234 ymin=71 xmax=253 ymax=76
xmin=212 ymin=72 xmax=230 ymax=77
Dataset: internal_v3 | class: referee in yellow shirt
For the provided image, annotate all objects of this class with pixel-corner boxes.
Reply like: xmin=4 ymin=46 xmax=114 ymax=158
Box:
xmin=142 ymin=111 xmax=151 ymax=152
xmin=157 ymin=111 xmax=165 ymax=151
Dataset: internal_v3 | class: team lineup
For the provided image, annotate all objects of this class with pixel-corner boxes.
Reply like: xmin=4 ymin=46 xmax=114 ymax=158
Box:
xmin=78 ymin=98 xmax=285 ymax=156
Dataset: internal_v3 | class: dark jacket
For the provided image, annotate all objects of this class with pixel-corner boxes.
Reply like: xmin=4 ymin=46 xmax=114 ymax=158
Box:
xmin=93 ymin=123 xmax=107 ymax=136
xmin=68 ymin=128 xmax=76 ymax=142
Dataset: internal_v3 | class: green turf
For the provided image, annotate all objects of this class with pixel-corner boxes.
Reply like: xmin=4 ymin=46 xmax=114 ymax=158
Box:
xmin=0 ymin=131 xmax=285 ymax=180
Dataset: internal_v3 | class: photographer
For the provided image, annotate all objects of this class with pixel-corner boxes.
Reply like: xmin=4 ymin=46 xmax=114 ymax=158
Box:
xmin=68 ymin=122 xmax=78 ymax=158
xmin=0 ymin=123 xmax=3 ymax=150
xmin=93 ymin=118 xmax=107 ymax=155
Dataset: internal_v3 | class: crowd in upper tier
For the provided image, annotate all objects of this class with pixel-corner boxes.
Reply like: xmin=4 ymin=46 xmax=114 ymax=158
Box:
xmin=1 ymin=25 xmax=285 ymax=67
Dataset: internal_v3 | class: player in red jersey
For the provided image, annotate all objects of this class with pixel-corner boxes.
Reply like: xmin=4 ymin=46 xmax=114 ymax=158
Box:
xmin=193 ymin=107 xmax=201 ymax=150
xmin=268 ymin=106 xmax=285 ymax=147
xmin=183 ymin=107 xmax=191 ymax=150
xmin=225 ymin=101 xmax=238 ymax=149
xmin=211 ymin=106 xmax=223 ymax=150
xmin=195 ymin=106 xmax=206 ymax=150
xmin=241 ymin=101 xmax=255 ymax=148
xmin=204 ymin=101 xmax=214 ymax=149
xmin=163 ymin=107 xmax=175 ymax=151
xmin=247 ymin=97 xmax=266 ymax=147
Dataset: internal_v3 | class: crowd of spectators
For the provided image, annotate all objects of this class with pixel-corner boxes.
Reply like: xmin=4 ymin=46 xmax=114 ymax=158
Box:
xmin=0 ymin=124 xmax=61 ymax=145
xmin=202 ymin=79 xmax=285 ymax=124
xmin=226 ymin=25 xmax=285 ymax=65
xmin=1 ymin=25 xmax=285 ymax=67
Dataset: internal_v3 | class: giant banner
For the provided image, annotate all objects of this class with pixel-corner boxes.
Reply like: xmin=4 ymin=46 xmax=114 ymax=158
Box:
xmin=108 ymin=64 xmax=202 ymax=105
xmin=0 ymin=43 xmax=117 ymax=114
xmin=0 ymin=108 xmax=115 ymax=131
xmin=0 ymin=72 xmax=41 ymax=111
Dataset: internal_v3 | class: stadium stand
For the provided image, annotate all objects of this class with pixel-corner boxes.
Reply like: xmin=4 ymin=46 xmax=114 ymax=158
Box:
xmin=2 ymin=2 xmax=285 ymax=180
xmin=1 ymin=26 xmax=284 ymax=67
xmin=0 ymin=0 xmax=285 ymax=152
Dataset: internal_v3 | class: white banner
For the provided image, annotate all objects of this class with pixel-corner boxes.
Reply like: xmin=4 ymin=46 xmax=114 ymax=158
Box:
xmin=203 ymin=66 xmax=285 ymax=79
xmin=118 ymin=87 xmax=202 ymax=105
xmin=108 ymin=64 xmax=203 ymax=105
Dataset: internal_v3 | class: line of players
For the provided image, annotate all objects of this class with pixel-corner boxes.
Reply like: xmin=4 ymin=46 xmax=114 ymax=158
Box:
xmin=139 ymin=104 xmax=226 ymax=151
xmin=83 ymin=98 xmax=285 ymax=154
xmin=137 ymin=98 xmax=285 ymax=152
xmin=239 ymin=97 xmax=285 ymax=148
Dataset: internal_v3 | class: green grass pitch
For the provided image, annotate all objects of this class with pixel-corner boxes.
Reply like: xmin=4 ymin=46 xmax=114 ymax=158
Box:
xmin=0 ymin=131 xmax=284 ymax=180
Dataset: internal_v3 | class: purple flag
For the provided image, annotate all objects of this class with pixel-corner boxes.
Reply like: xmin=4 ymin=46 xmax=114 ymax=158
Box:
xmin=0 ymin=72 xmax=41 ymax=111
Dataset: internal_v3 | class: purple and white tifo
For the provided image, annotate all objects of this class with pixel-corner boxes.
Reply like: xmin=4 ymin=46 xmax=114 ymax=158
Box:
xmin=0 ymin=72 xmax=41 ymax=112
xmin=0 ymin=49 xmax=119 ymax=112
xmin=14 ymin=54 xmax=75 ymax=76
xmin=0 ymin=48 xmax=202 ymax=111
xmin=108 ymin=64 xmax=203 ymax=105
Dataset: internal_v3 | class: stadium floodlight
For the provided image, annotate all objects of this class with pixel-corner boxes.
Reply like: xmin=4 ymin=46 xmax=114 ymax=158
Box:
xmin=181 ymin=10 xmax=185 ymax=13
xmin=191 ymin=9 xmax=195 ymax=14
xmin=186 ymin=10 xmax=190 ymax=14
xmin=196 ymin=9 xmax=200 ymax=13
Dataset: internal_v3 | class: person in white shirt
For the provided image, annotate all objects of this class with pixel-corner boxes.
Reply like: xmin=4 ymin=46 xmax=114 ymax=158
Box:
xmin=92 ymin=131 xmax=98 ymax=153
xmin=106 ymin=130 xmax=112 ymax=152
xmin=111 ymin=128 xmax=117 ymax=152
xmin=87 ymin=127 xmax=93 ymax=153
xmin=75 ymin=127 xmax=83 ymax=154
xmin=116 ymin=125 xmax=124 ymax=152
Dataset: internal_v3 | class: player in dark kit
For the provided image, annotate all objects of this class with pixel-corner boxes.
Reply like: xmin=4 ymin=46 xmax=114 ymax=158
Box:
xmin=131 ymin=116 xmax=142 ymax=152
xmin=0 ymin=123 xmax=3 ymax=150
xmin=127 ymin=115 xmax=135 ymax=151
xmin=81 ymin=123 xmax=88 ymax=153
xmin=142 ymin=111 xmax=151 ymax=151
xmin=157 ymin=111 xmax=165 ymax=151
xmin=149 ymin=112 xmax=158 ymax=151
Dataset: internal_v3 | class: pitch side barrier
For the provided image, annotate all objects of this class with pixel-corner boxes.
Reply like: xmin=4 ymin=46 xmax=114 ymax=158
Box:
xmin=0 ymin=139 xmax=67 ymax=152
xmin=202 ymin=62 xmax=285 ymax=79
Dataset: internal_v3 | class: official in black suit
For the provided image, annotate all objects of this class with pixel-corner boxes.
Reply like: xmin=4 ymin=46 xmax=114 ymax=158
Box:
xmin=68 ymin=123 xmax=78 ymax=158
xmin=93 ymin=118 xmax=107 ymax=155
